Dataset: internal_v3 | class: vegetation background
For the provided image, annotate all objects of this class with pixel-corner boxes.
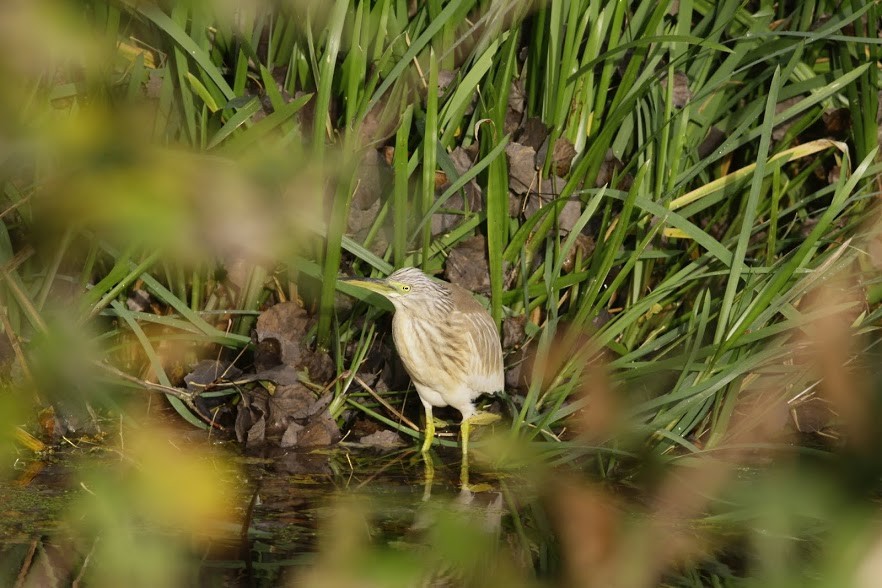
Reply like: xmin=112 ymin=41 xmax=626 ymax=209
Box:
xmin=0 ymin=0 xmax=881 ymax=586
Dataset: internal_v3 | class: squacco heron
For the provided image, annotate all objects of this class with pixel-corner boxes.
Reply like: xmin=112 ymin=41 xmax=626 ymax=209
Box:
xmin=342 ymin=267 xmax=503 ymax=455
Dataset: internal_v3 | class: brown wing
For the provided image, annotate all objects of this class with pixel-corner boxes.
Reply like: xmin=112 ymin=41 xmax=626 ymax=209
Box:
xmin=448 ymin=284 xmax=504 ymax=394
xmin=465 ymin=310 xmax=504 ymax=393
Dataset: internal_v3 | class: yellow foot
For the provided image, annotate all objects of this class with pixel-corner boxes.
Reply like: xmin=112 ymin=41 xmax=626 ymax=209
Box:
xmin=460 ymin=412 xmax=501 ymax=456
xmin=467 ymin=411 xmax=501 ymax=426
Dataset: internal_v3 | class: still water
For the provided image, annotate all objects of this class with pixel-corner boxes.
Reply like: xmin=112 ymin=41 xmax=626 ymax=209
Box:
xmin=0 ymin=440 xmax=539 ymax=587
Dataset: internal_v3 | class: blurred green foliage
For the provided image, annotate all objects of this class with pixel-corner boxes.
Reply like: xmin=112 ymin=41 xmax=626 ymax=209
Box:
xmin=0 ymin=0 xmax=880 ymax=585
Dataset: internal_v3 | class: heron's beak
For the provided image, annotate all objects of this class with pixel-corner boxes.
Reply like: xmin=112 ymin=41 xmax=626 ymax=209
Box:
xmin=340 ymin=276 xmax=396 ymax=298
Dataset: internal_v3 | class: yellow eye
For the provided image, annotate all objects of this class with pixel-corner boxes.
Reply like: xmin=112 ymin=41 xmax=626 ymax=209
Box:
xmin=401 ymin=285 xmax=410 ymax=292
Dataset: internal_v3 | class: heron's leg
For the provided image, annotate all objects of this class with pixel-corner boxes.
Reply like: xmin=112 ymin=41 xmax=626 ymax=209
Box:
xmin=421 ymin=402 xmax=435 ymax=453
xmin=461 ymin=418 xmax=471 ymax=457
xmin=423 ymin=453 xmax=435 ymax=498
xmin=460 ymin=447 xmax=470 ymax=488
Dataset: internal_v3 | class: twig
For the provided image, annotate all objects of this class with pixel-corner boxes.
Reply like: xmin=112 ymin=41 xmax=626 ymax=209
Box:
xmin=96 ymin=360 xmax=225 ymax=429
xmin=14 ymin=539 xmax=39 ymax=588
xmin=71 ymin=537 xmax=98 ymax=588
xmin=405 ymin=32 xmax=427 ymax=88
xmin=0 ymin=307 xmax=42 ymax=404
xmin=0 ymin=191 xmax=33 ymax=220
xmin=92 ymin=360 xmax=194 ymax=402
xmin=353 ymin=374 xmax=420 ymax=432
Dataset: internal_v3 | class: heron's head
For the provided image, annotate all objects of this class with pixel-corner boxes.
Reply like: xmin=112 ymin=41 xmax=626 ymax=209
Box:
xmin=341 ymin=267 xmax=451 ymax=314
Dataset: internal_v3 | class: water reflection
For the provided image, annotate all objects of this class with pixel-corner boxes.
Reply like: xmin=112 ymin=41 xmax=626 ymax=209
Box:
xmin=1 ymin=444 xmax=525 ymax=587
